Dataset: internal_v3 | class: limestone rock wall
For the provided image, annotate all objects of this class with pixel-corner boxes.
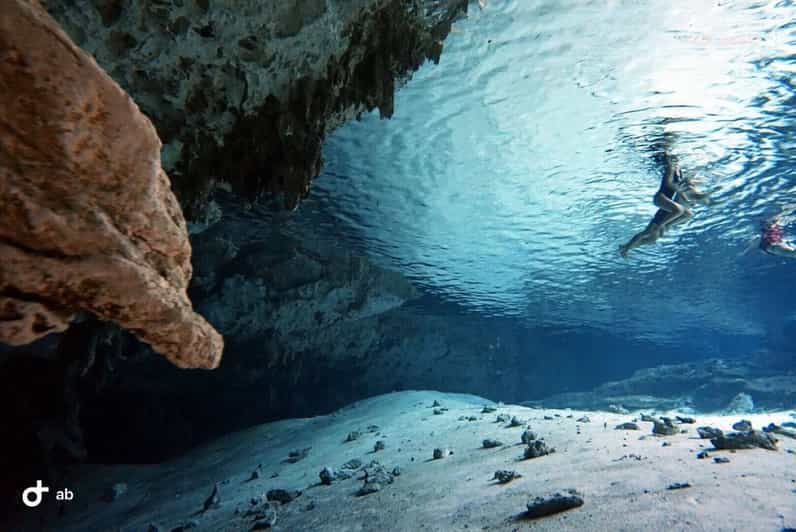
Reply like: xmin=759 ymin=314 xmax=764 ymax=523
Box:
xmin=0 ymin=0 xmax=222 ymax=369
xmin=43 ymin=0 xmax=469 ymax=216
xmin=190 ymin=225 xmax=419 ymax=360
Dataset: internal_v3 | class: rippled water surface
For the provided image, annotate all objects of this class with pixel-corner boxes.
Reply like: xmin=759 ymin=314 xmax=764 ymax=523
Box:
xmin=300 ymin=1 xmax=795 ymax=342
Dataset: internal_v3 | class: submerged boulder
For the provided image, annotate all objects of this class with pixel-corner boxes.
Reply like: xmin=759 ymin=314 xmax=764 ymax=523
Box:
xmin=711 ymin=430 xmax=777 ymax=451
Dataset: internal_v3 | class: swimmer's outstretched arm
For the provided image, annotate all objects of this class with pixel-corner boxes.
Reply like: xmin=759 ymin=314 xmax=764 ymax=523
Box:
xmin=678 ymin=186 xmax=711 ymax=205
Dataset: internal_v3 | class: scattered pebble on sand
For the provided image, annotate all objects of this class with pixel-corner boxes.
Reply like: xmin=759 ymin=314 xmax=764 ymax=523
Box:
xmin=483 ymin=438 xmax=503 ymax=448
xmin=433 ymin=448 xmax=452 ymax=459
xmin=521 ymin=429 xmax=537 ymax=444
xmin=714 ymin=456 xmax=731 ymax=464
xmin=285 ymin=447 xmax=311 ymax=463
xmin=615 ymin=422 xmax=639 ymax=431
xmin=356 ymin=461 xmax=395 ymax=496
xmin=266 ymin=488 xmax=301 ymax=504
xmin=248 ymin=501 xmax=278 ymax=530
xmin=319 ymin=467 xmax=335 ymax=485
xmin=523 ymin=440 xmax=554 ymax=459
xmin=667 ymin=482 xmax=692 ymax=490
xmin=342 ymin=459 xmax=362 ymax=470
xmin=525 ymin=489 xmax=584 ymax=519
xmin=652 ymin=417 xmax=679 ymax=436
xmin=493 ymin=470 xmax=522 ymax=484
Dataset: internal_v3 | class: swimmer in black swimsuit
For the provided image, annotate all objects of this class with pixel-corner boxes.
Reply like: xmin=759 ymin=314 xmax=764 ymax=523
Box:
xmin=619 ymin=154 xmax=711 ymax=258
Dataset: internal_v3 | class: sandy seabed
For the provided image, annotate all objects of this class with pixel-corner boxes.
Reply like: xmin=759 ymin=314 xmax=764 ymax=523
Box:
xmin=14 ymin=391 xmax=796 ymax=532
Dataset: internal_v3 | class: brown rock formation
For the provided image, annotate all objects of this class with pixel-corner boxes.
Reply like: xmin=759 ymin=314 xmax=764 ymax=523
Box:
xmin=0 ymin=0 xmax=222 ymax=369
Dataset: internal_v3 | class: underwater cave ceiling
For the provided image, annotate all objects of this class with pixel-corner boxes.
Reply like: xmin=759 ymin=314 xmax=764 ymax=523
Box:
xmin=44 ymin=0 xmax=469 ymax=218
xmin=0 ymin=0 xmax=468 ymax=365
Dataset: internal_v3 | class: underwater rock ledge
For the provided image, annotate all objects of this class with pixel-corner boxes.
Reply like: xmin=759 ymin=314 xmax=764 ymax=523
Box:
xmin=0 ymin=0 xmax=223 ymax=369
xmin=44 ymin=0 xmax=469 ymax=217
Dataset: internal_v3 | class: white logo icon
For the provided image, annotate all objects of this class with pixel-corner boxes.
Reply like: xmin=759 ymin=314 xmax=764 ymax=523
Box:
xmin=22 ymin=480 xmax=50 ymax=508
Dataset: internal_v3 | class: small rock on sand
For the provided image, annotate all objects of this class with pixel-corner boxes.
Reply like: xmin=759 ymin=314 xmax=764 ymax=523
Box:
xmin=764 ymin=423 xmax=796 ymax=439
xmin=496 ymin=414 xmax=511 ymax=424
xmin=482 ymin=406 xmax=497 ymax=413
xmin=374 ymin=440 xmax=386 ymax=452
xmin=521 ymin=430 xmax=537 ymax=444
xmin=676 ymin=416 xmax=696 ymax=424
xmin=711 ymin=430 xmax=778 ymax=451
xmin=433 ymin=448 xmax=451 ymax=459
xmin=509 ymin=416 xmax=523 ymax=427
xmin=524 ymin=440 xmax=554 ymax=459
xmin=493 ymin=470 xmax=521 ymax=484
xmin=266 ymin=489 xmax=301 ymax=504
xmin=714 ymin=456 xmax=730 ymax=464
xmin=732 ymin=420 xmax=752 ymax=431
xmin=697 ymin=426 xmax=724 ymax=439
xmin=615 ymin=422 xmax=639 ymax=431
xmin=345 ymin=432 xmax=361 ymax=442
xmin=653 ymin=418 xmax=679 ymax=436
xmin=249 ymin=502 xmax=278 ymax=530
xmin=342 ymin=459 xmax=362 ymax=470
xmin=483 ymin=439 xmax=503 ymax=449
xmin=667 ymin=482 xmax=692 ymax=490
xmin=525 ymin=490 xmax=583 ymax=519
xmin=576 ymin=416 xmax=590 ymax=423
xmin=356 ymin=462 xmax=395 ymax=496
xmin=285 ymin=448 xmax=311 ymax=463
xmin=319 ymin=467 xmax=335 ymax=485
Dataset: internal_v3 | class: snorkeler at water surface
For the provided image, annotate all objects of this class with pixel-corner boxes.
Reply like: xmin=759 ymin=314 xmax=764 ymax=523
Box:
xmin=744 ymin=204 xmax=796 ymax=258
xmin=619 ymin=153 xmax=711 ymax=258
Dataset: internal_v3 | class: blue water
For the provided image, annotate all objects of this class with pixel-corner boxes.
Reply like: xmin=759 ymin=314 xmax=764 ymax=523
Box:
xmin=272 ymin=1 xmax=796 ymax=350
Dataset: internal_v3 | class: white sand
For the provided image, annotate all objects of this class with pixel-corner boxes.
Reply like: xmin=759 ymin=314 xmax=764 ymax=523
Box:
xmin=19 ymin=391 xmax=796 ymax=531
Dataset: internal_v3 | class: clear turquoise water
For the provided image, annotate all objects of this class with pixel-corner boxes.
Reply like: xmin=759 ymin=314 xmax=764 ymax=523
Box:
xmin=299 ymin=1 xmax=795 ymax=344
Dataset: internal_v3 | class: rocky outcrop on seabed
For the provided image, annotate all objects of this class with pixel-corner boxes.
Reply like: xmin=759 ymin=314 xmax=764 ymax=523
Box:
xmin=0 ymin=0 xmax=223 ymax=369
xmin=532 ymin=357 xmax=796 ymax=412
xmin=43 ymin=0 xmax=469 ymax=216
